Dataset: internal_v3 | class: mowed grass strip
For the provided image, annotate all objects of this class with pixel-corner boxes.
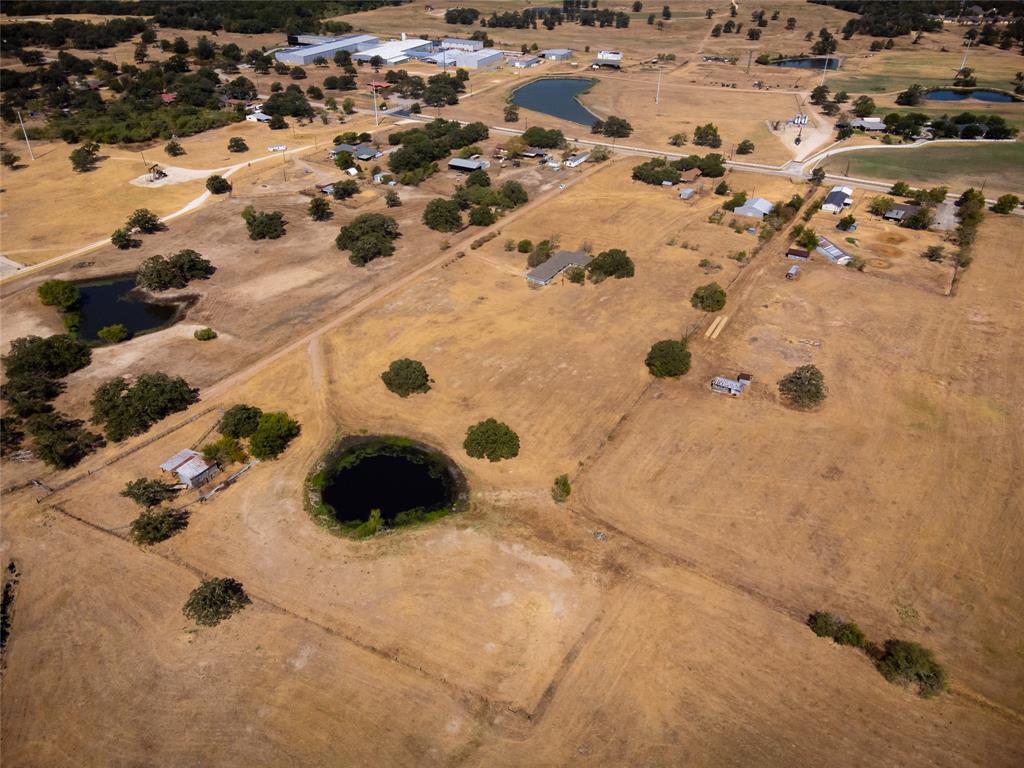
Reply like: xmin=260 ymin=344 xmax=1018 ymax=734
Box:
xmin=824 ymin=142 xmax=1024 ymax=196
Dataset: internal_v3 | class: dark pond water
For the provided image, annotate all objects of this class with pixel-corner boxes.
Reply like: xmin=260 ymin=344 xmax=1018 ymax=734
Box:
xmin=321 ymin=447 xmax=456 ymax=524
xmin=510 ymin=77 xmax=599 ymax=126
xmin=770 ymin=57 xmax=840 ymax=70
xmin=75 ymin=277 xmax=180 ymax=341
xmin=926 ymin=89 xmax=1015 ymax=103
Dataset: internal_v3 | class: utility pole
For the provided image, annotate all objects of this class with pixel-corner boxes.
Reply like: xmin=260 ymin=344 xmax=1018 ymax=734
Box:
xmin=16 ymin=111 xmax=34 ymax=161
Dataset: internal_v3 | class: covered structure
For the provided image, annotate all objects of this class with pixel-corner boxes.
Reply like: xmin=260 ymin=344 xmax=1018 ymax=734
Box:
xmin=160 ymin=449 xmax=219 ymax=489
xmin=733 ymin=197 xmax=774 ymax=219
xmin=275 ymin=34 xmax=379 ymax=65
xmin=883 ymin=202 xmax=921 ymax=222
xmin=526 ymin=250 xmax=592 ymax=285
xmin=353 ymin=38 xmax=432 ymax=65
xmin=448 ymin=157 xmax=489 ymax=172
xmin=541 ymin=48 xmax=573 ymax=60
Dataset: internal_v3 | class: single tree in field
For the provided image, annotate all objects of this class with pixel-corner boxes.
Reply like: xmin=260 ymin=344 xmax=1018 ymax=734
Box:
xmin=69 ymin=142 xmax=100 ymax=172
xmin=691 ymin=282 xmax=727 ymax=312
xmin=645 ymin=339 xmax=691 ymax=378
xmin=778 ymin=364 xmax=827 ymax=409
xmin=183 ymin=577 xmax=250 ymax=626
xmin=463 ymin=419 xmax=520 ymax=461
xmin=121 ymin=477 xmax=180 ymax=508
xmin=309 ymin=197 xmax=332 ymax=221
xmin=381 ymin=358 xmax=431 ymax=397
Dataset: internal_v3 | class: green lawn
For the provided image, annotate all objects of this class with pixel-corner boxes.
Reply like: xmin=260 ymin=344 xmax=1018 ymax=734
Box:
xmin=824 ymin=142 xmax=1024 ymax=196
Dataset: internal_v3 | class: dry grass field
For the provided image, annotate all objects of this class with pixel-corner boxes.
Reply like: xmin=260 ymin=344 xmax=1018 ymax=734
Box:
xmin=3 ymin=4 xmax=1024 ymax=767
xmin=4 ymin=157 xmax=1024 ymax=765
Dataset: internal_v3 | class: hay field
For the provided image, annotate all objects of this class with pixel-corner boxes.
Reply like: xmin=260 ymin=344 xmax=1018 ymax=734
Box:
xmin=823 ymin=142 xmax=1024 ymax=199
xmin=3 ymin=160 xmax=1023 ymax=766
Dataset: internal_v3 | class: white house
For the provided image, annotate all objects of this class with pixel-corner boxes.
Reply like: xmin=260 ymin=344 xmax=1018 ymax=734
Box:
xmin=821 ymin=185 xmax=853 ymax=214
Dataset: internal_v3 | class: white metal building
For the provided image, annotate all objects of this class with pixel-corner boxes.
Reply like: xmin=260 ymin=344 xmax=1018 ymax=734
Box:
xmin=352 ymin=38 xmax=432 ymax=65
xmin=274 ymin=34 xmax=380 ymax=65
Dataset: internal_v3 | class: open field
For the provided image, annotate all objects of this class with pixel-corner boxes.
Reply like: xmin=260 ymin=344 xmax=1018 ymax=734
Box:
xmin=3 ymin=157 xmax=1024 ymax=765
xmin=822 ymin=142 xmax=1024 ymax=199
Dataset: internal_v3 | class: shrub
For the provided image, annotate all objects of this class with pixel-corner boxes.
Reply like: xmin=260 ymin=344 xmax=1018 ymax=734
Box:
xmin=423 ymin=198 xmax=463 ymax=232
xmin=165 ymin=140 xmax=185 ymax=157
xmin=645 ymin=339 xmax=691 ymax=378
xmin=192 ymin=327 xmax=216 ymax=341
xmin=219 ymin=404 xmax=263 ymax=438
xmin=464 ymin=418 xmax=520 ymax=461
xmin=97 ymin=324 xmax=129 ymax=344
xmin=991 ymin=194 xmax=1020 ymax=214
xmin=206 ymin=174 xmax=231 ymax=194
xmin=551 ymin=474 xmax=571 ymax=502
xmin=588 ymin=249 xmax=635 ymax=281
xmin=517 ymin=239 xmax=533 ymax=254
xmin=241 ymin=206 xmax=286 ymax=240
xmin=182 ymin=577 xmax=250 ymax=627
xmin=807 ymin=611 xmax=841 ymax=638
xmin=227 ymin=137 xmax=248 ymax=152
xmin=37 ymin=280 xmax=79 ymax=311
xmin=130 ymin=508 xmax=187 ymax=545
xmin=202 ymin=435 xmax=247 ymax=465
xmin=249 ymin=411 xmax=300 ymax=459
xmin=691 ymin=282 xmax=726 ymax=312
xmin=875 ymin=639 xmax=948 ymax=698
xmin=121 ymin=477 xmax=180 ymax=508
xmin=381 ymin=358 xmax=430 ymax=397
xmin=778 ymin=364 xmax=827 ymax=409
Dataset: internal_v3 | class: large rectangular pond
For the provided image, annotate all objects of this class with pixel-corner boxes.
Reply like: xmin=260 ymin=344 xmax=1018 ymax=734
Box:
xmin=74 ymin=277 xmax=182 ymax=342
xmin=925 ymin=89 xmax=1016 ymax=103
xmin=510 ymin=77 xmax=599 ymax=126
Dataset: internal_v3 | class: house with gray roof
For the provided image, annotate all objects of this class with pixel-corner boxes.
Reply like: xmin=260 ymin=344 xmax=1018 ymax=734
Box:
xmin=527 ymin=250 xmax=592 ymax=285
xmin=733 ymin=197 xmax=774 ymax=219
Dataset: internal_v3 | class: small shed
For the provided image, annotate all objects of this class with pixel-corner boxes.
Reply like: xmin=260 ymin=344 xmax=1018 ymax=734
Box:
xmin=448 ymin=157 xmax=488 ymax=172
xmin=160 ymin=449 xmax=219 ymax=489
xmin=711 ymin=374 xmax=752 ymax=397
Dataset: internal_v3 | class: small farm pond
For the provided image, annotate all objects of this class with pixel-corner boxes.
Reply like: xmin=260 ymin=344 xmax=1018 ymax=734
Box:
xmin=770 ymin=57 xmax=840 ymax=70
xmin=311 ymin=437 xmax=467 ymax=536
xmin=925 ymin=89 xmax=1016 ymax=103
xmin=510 ymin=77 xmax=599 ymax=126
xmin=72 ymin=277 xmax=183 ymax=342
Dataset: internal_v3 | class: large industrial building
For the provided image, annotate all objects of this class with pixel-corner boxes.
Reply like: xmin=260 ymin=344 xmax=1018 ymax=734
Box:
xmin=274 ymin=34 xmax=379 ymax=65
xmin=421 ymin=48 xmax=504 ymax=69
xmin=352 ymin=37 xmax=432 ymax=65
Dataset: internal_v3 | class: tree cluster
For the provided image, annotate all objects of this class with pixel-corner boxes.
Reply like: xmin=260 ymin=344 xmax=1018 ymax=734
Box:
xmin=90 ymin=372 xmax=199 ymax=442
xmin=335 ymin=213 xmax=400 ymax=266
xmin=136 ymin=249 xmax=214 ymax=291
